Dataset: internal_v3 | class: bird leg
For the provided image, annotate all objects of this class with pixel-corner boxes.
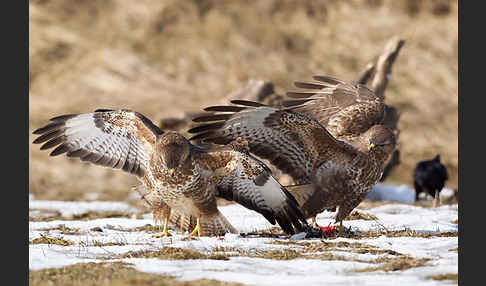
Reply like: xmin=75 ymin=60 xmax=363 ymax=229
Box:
xmin=433 ymin=190 xmax=440 ymax=208
xmin=189 ymin=217 xmax=201 ymax=237
xmin=333 ymin=221 xmax=345 ymax=236
xmin=338 ymin=221 xmax=344 ymax=234
xmin=179 ymin=215 xmax=185 ymax=233
xmin=153 ymin=209 xmax=172 ymax=238
xmin=312 ymin=217 xmax=320 ymax=228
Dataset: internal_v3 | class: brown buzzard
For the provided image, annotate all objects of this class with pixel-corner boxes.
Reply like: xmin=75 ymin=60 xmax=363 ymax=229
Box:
xmin=188 ymin=78 xmax=397 ymax=231
xmin=285 ymin=75 xmax=401 ymax=183
xmin=32 ymin=109 xmax=307 ymax=237
xmin=283 ymin=75 xmax=389 ymax=142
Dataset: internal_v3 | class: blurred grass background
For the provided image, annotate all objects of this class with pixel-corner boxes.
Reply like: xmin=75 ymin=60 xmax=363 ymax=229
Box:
xmin=29 ymin=0 xmax=458 ymax=204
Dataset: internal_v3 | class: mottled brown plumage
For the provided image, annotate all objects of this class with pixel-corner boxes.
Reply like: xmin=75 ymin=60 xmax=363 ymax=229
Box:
xmin=188 ymin=84 xmax=397 ymax=228
xmin=284 ymin=75 xmax=388 ymax=142
xmin=32 ymin=109 xmax=306 ymax=236
xmin=286 ymin=75 xmax=401 ymax=182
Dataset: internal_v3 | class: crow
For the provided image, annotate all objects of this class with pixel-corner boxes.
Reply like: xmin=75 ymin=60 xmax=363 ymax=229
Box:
xmin=413 ymin=154 xmax=448 ymax=207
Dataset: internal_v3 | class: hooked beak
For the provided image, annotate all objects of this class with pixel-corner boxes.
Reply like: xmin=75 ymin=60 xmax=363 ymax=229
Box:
xmin=368 ymin=143 xmax=376 ymax=151
xmin=168 ymin=168 xmax=175 ymax=176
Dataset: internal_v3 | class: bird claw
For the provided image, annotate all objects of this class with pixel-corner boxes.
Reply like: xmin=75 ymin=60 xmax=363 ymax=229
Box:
xmin=335 ymin=224 xmax=354 ymax=237
xmin=188 ymin=228 xmax=201 ymax=237
xmin=188 ymin=218 xmax=201 ymax=237
xmin=152 ymin=231 xmax=172 ymax=238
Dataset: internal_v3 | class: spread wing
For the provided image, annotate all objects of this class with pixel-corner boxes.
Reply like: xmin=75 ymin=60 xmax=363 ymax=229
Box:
xmin=189 ymin=100 xmax=357 ymax=184
xmin=382 ymin=104 xmax=400 ymax=137
xmin=200 ymin=141 xmax=307 ymax=235
xmin=32 ymin=109 xmax=163 ymax=177
xmin=283 ymin=75 xmax=385 ymax=137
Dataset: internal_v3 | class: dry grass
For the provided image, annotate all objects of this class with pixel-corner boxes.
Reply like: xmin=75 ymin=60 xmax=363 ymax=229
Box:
xmin=29 ymin=262 xmax=245 ymax=286
xmin=426 ymin=273 xmax=458 ymax=282
xmin=338 ymin=210 xmax=378 ymax=221
xmin=29 ymin=210 xmax=142 ymax=222
xmin=115 ymin=247 xmax=230 ymax=261
xmin=268 ymin=240 xmax=402 ymax=256
xmin=38 ymin=225 xmax=82 ymax=235
xmin=353 ymin=256 xmax=432 ymax=272
xmin=29 ymin=0 xmax=458 ymax=202
xmin=356 ymin=200 xmax=407 ymax=210
xmin=343 ymin=228 xmax=458 ymax=239
xmin=30 ymin=234 xmax=75 ymax=246
xmin=28 ymin=234 xmax=448 ymax=282
xmin=210 ymin=240 xmax=432 ymax=273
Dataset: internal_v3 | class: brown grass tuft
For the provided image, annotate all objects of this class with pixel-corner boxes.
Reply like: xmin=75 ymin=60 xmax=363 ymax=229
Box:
xmin=116 ymin=247 xmax=230 ymax=261
xmin=426 ymin=273 xmax=458 ymax=282
xmin=38 ymin=225 xmax=82 ymax=235
xmin=29 ymin=262 xmax=244 ymax=286
xmin=30 ymin=234 xmax=75 ymax=246
xmin=353 ymin=256 xmax=431 ymax=272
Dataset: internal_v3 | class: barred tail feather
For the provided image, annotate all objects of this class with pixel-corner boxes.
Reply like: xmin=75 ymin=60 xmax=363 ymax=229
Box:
xmin=199 ymin=211 xmax=238 ymax=236
xmin=169 ymin=209 xmax=197 ymax=233
xmin=286 ymin=184 xmax=320 ymax=219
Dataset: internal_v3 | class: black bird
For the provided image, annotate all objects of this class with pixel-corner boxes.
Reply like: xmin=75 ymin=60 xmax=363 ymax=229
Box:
xmin=413 ymin=154 xmax=448 ymax=207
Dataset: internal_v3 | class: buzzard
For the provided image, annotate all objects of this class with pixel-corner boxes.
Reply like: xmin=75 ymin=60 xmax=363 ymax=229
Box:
xmin=32 ymin=109 xmax=307 ymax=237
xmin=285 ymin=75 xmax=401 ymax=183
xmin=188 ymin=77 xmax=397 ymax=231
xmin=283 ymin=75 xmax=393 ymax=142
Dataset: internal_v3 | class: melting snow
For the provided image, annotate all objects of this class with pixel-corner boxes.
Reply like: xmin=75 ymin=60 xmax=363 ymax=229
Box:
xmin=29 ymin=184 xmax=458 ymax=285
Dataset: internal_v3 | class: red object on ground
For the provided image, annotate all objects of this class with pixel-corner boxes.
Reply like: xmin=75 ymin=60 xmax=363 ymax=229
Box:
xmin=319 ymin=224 xmax=337 ymax=237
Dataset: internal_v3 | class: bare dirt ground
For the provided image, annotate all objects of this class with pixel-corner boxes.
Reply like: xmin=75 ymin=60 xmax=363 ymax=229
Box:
xmin=29 ymin=0 xmax=458 ymax=205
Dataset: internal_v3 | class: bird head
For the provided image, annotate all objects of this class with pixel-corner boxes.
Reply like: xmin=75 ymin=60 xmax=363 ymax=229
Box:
xmin=156 ymin=132 xmax=191 ymax=176
xmin=366 ymin=125 xmax=397 ymax=154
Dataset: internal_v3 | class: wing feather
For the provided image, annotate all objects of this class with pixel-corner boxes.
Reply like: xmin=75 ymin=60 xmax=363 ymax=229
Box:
xmin=284 ymin=75 xmax=385 ymax=136
xmin=189 ymin=101 xmax=355 ymax=184
xmin=206 ymin=148 xmax=307 ymax=235
xmin=32 ymin=109 xmax=163 ymax=177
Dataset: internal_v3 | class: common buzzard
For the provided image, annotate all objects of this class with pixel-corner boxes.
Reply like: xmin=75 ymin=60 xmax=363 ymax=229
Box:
xmin=283 ymin=75 xmax=390 ymax=142
xmin=188 ymin=77 xmax=397 ymax=231
xmin=285 ymin=75 xmax=401 ymax=183
xmin=32 ymin=109 xmax=307 ymax=236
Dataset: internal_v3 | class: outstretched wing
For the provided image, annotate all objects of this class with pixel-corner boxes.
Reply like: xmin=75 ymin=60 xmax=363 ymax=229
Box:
xmin=189 ymin=100 xmax=357 ymax=184
xmin=32 ymin=109 xmax=164 ymax=177
xmin=200 ymin=141 xmax=307 ymax=235
xmin=283 ymin=75 xmax=385 ymax=137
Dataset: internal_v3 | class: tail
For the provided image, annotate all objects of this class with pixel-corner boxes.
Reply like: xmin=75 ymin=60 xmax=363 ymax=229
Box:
xmin=138 ymin=186 xmax=198 ymax=232
xmin=199 ymin=211 xmax=238 ymax=236
xmin=169 ymin=208 xmax=197 ymax=232
xmin=138 ymin=186 xmax=236 ymax=235
xmin=156 ymin=206 xmax=235 ymax=236
xmin=286 ymin=184 xmax=329 ymax=219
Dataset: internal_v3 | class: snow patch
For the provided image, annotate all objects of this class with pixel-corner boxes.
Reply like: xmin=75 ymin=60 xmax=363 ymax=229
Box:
xmin=29 ymin=184 xmax=458 ymax=285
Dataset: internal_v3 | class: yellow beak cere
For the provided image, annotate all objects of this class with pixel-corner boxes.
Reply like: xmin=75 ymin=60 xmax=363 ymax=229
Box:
xmin=168 ymin=168 xmax=175 ymax=174
xmin=369 ymin=143 xmax=376 ymax=151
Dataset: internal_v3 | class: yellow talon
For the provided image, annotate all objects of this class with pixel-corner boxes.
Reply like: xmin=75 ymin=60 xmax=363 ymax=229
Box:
xmin=312 ymin=217 xmax=320 ymax=228
xmin=153 ymin=231 xmax=171 ymax=238
xmin=153 ymin=216 xmax=172 ymax=238
xmin=189 ymin=217 xmax=201 ymax=237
